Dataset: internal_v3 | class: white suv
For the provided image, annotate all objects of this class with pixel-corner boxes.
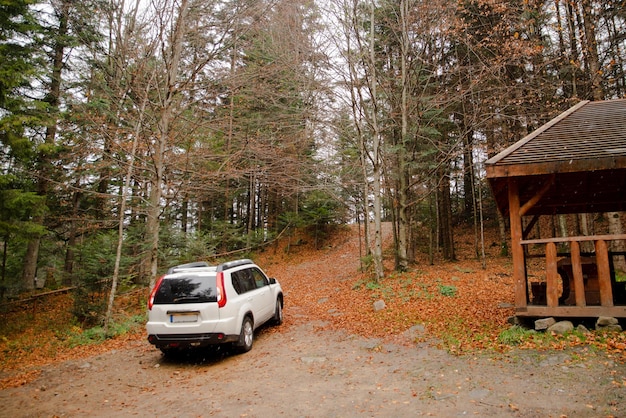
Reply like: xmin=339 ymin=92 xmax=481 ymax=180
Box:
xmin=147 ymin=259 xmax=283 ymax=355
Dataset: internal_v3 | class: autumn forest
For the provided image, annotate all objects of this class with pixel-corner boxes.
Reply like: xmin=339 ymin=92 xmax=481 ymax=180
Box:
xmin=1 ymin=0 xmax=625 ymax=325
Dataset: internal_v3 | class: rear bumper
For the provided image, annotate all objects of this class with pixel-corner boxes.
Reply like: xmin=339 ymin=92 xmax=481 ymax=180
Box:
xmin=147 ymin=332 xmax=239 ymax=348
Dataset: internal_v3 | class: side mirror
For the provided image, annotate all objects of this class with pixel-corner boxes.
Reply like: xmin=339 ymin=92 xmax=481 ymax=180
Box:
xmin=269 ymin=277 xmax=277 ymax=285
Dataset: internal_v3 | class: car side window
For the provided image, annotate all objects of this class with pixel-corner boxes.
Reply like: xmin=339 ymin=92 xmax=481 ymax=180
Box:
xmin=233 ymin=269 xmax=256 ymax=293
xmin=250 ymin=268 xmax=269 ymax=289
xmin=231 ymin=271 xmax=244 ymax=294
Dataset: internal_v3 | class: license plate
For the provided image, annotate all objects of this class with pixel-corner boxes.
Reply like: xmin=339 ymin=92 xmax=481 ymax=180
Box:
xmin=169 ymin=313 xmax=199 ymax=323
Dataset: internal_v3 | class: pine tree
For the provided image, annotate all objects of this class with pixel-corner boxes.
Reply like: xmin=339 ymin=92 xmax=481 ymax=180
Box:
xmin=0 ymin=0 xmax=48 ymax=291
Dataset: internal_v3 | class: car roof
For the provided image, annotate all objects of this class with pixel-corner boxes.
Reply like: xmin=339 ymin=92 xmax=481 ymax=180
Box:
xmin=166 ymin=259 xmax=255 ymax=275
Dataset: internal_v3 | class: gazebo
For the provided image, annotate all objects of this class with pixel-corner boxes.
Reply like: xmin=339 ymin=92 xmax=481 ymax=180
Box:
xmin=485 ymin=99 xmax=626 ymax=319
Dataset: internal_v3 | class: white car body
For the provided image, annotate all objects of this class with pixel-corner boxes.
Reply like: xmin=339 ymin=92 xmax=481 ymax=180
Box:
xmin=146 ymin=259 xmax=283 ymax=354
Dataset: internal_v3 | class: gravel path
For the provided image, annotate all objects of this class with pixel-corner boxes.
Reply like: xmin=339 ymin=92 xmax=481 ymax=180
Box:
xmin=1 ymin=316 xmax=625 ymax=417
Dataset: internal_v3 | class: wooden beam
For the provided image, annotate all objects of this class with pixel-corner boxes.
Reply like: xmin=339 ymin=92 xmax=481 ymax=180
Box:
xmin=570 ymin=241 xmax=586 ymax=307
xmin=516 ymin=305 xmax=626 ymax=318
xmin=520 ymin=175 xmax=554 ymax=217
xmin=596 ymin=240 xmax=614 ymax=307
xmin=522 ymin=214 xmax=541 ymax=240
xmin=546 ymin=242 xmax=559 ymax=307
xmin=485 ymin=156 xmax=626 ymax=178
xmin=521 ymin=234 xmax=626 ymax=245
xmin=508 ymin=178 xmax=527 ymax=308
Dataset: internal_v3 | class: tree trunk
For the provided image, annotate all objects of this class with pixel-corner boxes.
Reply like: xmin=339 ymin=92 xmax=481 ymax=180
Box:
xmin=438 ymin=168 xmax=455 ymax=261
xmin=459 ymin=100 xmax=475 ymax=220
xmin=369 ymin=3 xmax=384 ymax=281
xmin=22 ymin=241 xmax=39 ymax=290
xmin=607 ymin=13 xmax=626 ymax=96
xmin=580 ymin=0 xmax=604 ymax=101
xmin=565 ymin=0 xmax=581 ymax=97
xmin=105 ymin=89 xmax=145 ymax=334
xmin=395 ymin=0 xmax=409 ymax=272
xmin=1 ymin=235 xmax=8 ymax=288
xmin=63 ymin=189 xmax=82 ymax=285
xmin=496 ymin=210 xmax=508 ymax=257
xmin=147 ymin=0 xmax=189 ymax=288
xmin=360 ymin=159 xmax=370 ymax=259
xmin=429 ymin=189 xmax=436 ymax=264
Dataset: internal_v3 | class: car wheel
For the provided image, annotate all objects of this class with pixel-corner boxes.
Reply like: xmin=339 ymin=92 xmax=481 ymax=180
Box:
xmin=273 ymin=298 xmax=283 ymax=325
xmin=236 ymin=316 xmax=254 ymax=353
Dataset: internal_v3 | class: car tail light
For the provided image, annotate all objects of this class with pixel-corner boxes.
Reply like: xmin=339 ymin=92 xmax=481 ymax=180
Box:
xmin=148 ymin=275 xmax=165 ymax=310
xmin=216 ymin=272 xmax=227 ymax=308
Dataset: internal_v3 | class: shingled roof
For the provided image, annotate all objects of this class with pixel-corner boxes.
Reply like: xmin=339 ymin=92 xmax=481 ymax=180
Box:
xmin=485 ymin=99 xmax=626 ymax=216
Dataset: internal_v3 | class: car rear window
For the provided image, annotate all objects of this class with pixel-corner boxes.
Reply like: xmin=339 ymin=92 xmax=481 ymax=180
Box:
xmin=153 ymin=275 xmax=218 ymax=304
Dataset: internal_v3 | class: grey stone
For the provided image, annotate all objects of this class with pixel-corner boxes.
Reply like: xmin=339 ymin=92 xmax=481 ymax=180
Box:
xmin=535 ymin=317 xmax=556 ymax=331
xmin=547 ymin=320 xmax=574 ymax=335
xmin=596 ymin=316 xmax=619 ymax=327
xmin=576 ymin=324 xmax=590 ymax=333
xmin=373 ymin=299 xmax=386 ymax=311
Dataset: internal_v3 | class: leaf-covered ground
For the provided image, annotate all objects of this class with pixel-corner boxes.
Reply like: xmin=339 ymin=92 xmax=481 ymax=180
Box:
xmin=1 ymin=222 xmax=625 ymax=390
xmin=0 ymin=291 xmax=145 ymax=388
xmin=256 ymin=222 xmax=626 ymax=358
xmin=257 ymin=223 xmax=514 ymax=345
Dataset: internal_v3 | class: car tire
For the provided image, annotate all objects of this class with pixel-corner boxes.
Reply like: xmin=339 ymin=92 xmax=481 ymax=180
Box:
xmin=273 ymin=298 xmax=283 ymax=325
xmin=236 ymin=316 xmax=254 ymax=353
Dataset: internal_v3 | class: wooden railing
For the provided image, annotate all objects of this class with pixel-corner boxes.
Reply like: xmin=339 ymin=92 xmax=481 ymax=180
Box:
xmin=517 ymin=234 xmax=626 ymax=317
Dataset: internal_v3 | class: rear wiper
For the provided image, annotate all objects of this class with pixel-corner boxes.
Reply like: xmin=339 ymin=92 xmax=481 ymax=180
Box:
xmin=172 ymin=296 xmax=200 ymax=303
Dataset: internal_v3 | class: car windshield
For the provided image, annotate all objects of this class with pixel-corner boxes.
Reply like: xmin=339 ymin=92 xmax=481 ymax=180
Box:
xmin=153 ymin=275 xmax=218 ymax=304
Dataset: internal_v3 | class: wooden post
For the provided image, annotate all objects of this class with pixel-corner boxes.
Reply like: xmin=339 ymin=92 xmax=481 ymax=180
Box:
xmin=596 ymin=240 xmax=614 ymax=307
xmin=508 ymin=178 xmax=527 ymax=308
xmin=546 ymin=242 xmax=559 ymax=307
xmin=570 ymin=241 xmax=586 ymax=307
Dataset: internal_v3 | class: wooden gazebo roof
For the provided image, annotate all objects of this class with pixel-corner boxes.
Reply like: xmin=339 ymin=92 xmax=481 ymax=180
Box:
xmin=485 ymin=99 xmax=626 ymax=319
xmin=485 ymin=99 xmax=626 ymax=216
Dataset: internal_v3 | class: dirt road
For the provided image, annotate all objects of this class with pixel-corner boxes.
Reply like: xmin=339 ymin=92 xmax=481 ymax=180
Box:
xmin=1 ymin=314 xmax=625 ymax=417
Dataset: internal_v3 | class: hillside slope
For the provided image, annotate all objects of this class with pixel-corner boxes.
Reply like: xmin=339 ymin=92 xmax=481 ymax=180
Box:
xmin=256 ymin=222 xmax=516 ymax=348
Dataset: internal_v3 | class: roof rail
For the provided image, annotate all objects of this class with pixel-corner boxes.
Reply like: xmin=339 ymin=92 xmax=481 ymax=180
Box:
xmin=217 ymin=259 xmax=254 ymax=272
xmin=167 ymin=261 xmax=210 ymax=274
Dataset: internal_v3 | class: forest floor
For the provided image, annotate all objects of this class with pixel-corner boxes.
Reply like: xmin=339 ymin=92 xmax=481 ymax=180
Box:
xmin=1 ymin=222 xmax=626 ymax=416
